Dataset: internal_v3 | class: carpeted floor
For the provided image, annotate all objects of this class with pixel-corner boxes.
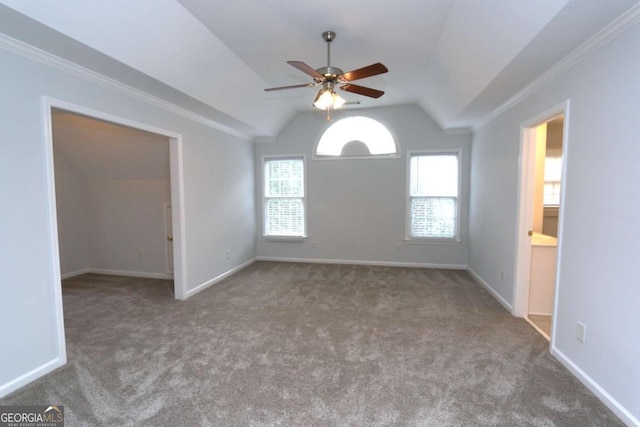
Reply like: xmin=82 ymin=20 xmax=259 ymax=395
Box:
xmin=0 ymin=262 xmax=623 ymax=426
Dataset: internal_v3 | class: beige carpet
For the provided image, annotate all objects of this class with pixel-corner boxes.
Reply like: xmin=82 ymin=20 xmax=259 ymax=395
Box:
xmin=528 ymin=314 xmax=553 ymax=337
xmin=0 ymin=262 xmax=622 ymax=426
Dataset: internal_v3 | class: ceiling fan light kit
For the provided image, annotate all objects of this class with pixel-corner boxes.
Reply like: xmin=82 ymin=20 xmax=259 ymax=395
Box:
xmin=264 ymin=31 xmax=388 ymax=119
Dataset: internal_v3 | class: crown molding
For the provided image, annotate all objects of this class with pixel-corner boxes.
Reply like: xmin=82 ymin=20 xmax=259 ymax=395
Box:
xmin=253 ymin=136 xmax=276 ymax=143
xmin=474 ymin=2 xmax=640 ymax=131
xmin=0 ymin=33 xmax=250 ymax=140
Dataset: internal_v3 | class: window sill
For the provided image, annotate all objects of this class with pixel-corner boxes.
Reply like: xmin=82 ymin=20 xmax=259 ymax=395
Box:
xmin=262 ymin=235 xmax=308 ymax=242
xmin=404 ymin=238 xmax=461 ymax=246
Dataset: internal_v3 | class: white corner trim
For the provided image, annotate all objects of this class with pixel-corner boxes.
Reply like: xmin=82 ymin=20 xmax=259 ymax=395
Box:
xmin=0 ymin=33 xmax=250 ymax=140
xmin=169 ymin=137 xmax=188 ymax=300
xmin=475 ymin=2 xmax=640 ymax=131
xmin=256 ymin=256 xmax=467 ymax=270
xmin=0 ymin=357 xmax=65 ymax=399
xmin=185 ymin=259 xmax=256 ymax=299
xmin=466 ymin=267 xmax=514 ymax=313
xmin=41 ymin=96 xmax=68 ymax=396
xmin=551 ymin=347 xmax=640 ymax=427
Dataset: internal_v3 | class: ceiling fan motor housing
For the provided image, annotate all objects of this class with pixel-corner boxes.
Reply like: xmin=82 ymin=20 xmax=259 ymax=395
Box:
xmin=322 ymin=31 xmax=336 ymax=42
xmin=316 ymin=66 xmax=344 ymax=81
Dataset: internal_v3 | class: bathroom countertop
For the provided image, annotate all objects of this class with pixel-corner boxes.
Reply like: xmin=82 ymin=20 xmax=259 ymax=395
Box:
xmin=532 ymin=232 xmax=558 ymax=247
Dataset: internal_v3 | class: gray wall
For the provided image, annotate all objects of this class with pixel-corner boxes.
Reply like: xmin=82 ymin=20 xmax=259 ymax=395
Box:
xmin=0 ymin=47 xmax=256 ymax=396
xmin=53 ymin=151 xmax=90 ymax=274
xmin=255 ymin=105 xmax=471 ymax=267
xmin=468 ymin=23 xmax=640 ymax=421
xmin=53 ymin=118 xmax=173 ymax=278
xmin=85 ymin=179 xmax=171 ymax=276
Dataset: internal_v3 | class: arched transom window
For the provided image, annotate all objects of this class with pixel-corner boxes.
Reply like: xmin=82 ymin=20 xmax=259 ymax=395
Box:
xmin=315 ymin=115 xmax=398 ymax=158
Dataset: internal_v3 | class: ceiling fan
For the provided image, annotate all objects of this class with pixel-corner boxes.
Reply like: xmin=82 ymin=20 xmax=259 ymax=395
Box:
xmin=264 ymin=31 xmax=388 ymax=112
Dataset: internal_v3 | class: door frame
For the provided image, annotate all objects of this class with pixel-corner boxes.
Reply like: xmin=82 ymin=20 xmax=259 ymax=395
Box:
xmin=164 ymin=202 xmax=174 ymax=274
xmin=513 ymin=100 xmax=570 ymax=346
xmin=43 ymin=97 xmax=188 ymax=303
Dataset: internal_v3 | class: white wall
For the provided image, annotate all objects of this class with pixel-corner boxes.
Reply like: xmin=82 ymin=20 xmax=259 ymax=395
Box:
xmin=86 ymin=179 xmax=171 ymax=276
xmin=55 ymin=146 xmax=173 ymax=278
xmin=53 ymin=151 xmax=89 ymax=274
xmin=255 ymin=105 xmax=471 ymax=268
xmin=0 ymin=45 xmax=256 ymax=397
xmin=469 ymin=23 xmax=640 ymax=424
xmin=52 ymin=111 xmax=173 ymax=278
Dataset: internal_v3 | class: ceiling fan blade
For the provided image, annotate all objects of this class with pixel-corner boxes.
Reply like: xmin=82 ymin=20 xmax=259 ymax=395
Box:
xmin=341 ymin=83 xmax=385 ymax=99
xmin=287 ymin=61 xmax=324 ymax=79
xmin=341 ymin=63 xmax=388 ymax=82
xmin=264 ymin=82 xmax=320 ymax=92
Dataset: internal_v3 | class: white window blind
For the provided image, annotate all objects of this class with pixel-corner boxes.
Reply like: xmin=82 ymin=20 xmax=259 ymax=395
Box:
xmin=409 ymin=153 xmax=459 ymax=239
xmin=264 ymin=157 xmax=305 ymax=237
xmin=544 ymin=156 xmax=562 ymax=206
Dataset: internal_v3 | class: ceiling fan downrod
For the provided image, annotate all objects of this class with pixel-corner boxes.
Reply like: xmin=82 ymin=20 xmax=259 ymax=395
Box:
xmin=317 ymin=31 xmax=343 ymax=80
xmin=323 ymin=31 xmax=335 ymax=68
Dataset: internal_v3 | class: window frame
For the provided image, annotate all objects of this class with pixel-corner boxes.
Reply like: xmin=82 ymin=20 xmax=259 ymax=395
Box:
xmin=405 ymin=149 xmax=462 ymax=244
xmin=262 ymin=155 xmax=307 ymax=241
xmin=313 ymin=112 xmax=400 ymax=160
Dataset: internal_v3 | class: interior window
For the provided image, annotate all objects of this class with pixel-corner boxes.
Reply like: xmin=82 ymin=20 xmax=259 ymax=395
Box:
xmin=263 ymin=157 xmax=306 ymax=238
xmin=315 ymin=115 xmax=397 ymax=158
xmin=408 ymin=152 xmax=460 ymax=241
xmin=543 ymin=156 xmax=562 ymax=206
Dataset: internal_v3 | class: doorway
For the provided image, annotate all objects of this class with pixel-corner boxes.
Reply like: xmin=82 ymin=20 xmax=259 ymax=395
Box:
xmin=514 ymin=102 xmax=569 ymax=344
xmin=43 ymin=97 xmax=186 ymax=300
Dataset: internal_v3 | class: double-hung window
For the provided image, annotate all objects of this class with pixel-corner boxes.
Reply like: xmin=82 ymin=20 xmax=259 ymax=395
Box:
xmin=407 ymin=151 xmax=460 ymax=241
xmin=543 ymin=156 xmax=562 ymax=206
xmin=263 ymin=156 xmax=306 ymax=238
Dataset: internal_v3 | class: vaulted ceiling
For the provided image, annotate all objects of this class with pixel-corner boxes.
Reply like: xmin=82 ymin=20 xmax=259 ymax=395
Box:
xmin=1 ymin=0 xmax=638 ymax=139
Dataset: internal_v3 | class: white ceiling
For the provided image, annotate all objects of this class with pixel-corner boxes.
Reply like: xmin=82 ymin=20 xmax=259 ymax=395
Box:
xmin=2 ymin=0 xmax=638 ymax=138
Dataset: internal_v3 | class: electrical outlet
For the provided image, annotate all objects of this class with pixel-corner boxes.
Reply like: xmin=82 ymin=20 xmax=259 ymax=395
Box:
xmin=311 ymin=241 xmax=316 ymax=249
xmin=577 ymin=322 xmax=586 ymax=343
xmin=138 ymin=250 xmax=144 ymax=258
xmin=226 ymin=249 xmax=231 ymax=260
xmin=396 ymin=243 xmax=401 ymax=252
xmin=356 ymin=242 xmax=363 ymax=249
xmin=500 ymin=269 xmax=505 ymax=282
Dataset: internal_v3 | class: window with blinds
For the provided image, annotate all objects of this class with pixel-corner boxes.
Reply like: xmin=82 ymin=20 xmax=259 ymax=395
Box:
xmin=544 ymin=156 xmax=562 ymax=206
xmin=408 ymin=152 xmax=460 ymax=240
xmin=264 ymin=157 xmax=305 ymax=237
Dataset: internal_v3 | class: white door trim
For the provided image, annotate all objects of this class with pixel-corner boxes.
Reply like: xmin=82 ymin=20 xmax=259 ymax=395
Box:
xmin=164 ymin=202 xmax=174 ymax=274
xmin=514 ymin=100 xmax=570 ymax=348
xmin=42 ymin=97 xmax=188 ymax=308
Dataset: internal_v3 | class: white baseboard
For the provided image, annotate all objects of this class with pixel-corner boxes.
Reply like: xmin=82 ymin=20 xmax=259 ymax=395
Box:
xmin=62 ymin=268 xmax=173 ymax=280
xmin=528 ymin=311 xmax=553 ymax=317
xmin=256 ymin=256 xmax=467 ymax=270
xmin=61 ymin=268 xmax=92 ymax=279
xmin=0 ymin=356 xmax=65 ymax=399
xmin=466 ymin=267 xmax=514 ymax=313
xmin=551 ymin=347 xmax=640 ymax=427
xmin=185 ymin=258 xmax=256 ymax=298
